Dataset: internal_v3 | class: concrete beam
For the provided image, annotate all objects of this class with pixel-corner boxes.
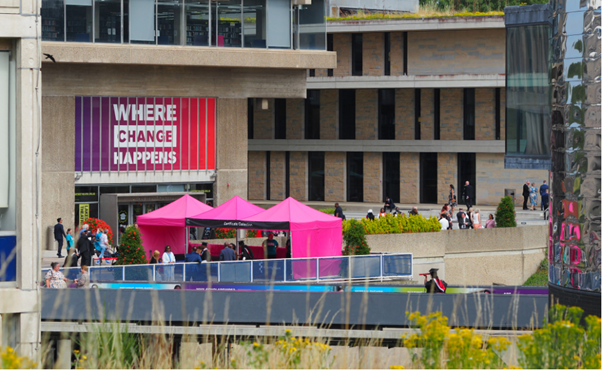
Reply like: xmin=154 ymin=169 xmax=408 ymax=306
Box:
xmin=327 ymin=16 xmax=505 ymax=33
xmin=0 ymin=14 xmax=37 ymax=38
xmin=307 ymin=74 xmax=506 ymax=89
xmin=42 ymin=42 xmax=337 ymax=70
xmin=248 ymin=139 xmax=505 ymax=153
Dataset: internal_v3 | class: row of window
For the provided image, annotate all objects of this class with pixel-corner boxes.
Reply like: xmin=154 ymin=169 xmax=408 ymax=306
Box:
xmin=309 ymin=32 xmax=409 ymax=77
xmin=249 ymin=88 xmax=502 ymax=141
xmin=40 ymin=0 xmax=326 ymax=50
xmin=261 ymin=152 xmax=477 ymax=204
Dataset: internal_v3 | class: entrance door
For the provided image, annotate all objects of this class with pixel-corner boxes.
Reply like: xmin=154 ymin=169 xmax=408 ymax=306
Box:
xmin=457 ymin=153 xmax=476 ymax=205
xmin=420 ymin=153 xmax=438 ymax=204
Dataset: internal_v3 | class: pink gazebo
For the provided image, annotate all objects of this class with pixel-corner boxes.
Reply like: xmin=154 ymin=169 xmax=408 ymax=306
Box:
xmin=186 ymin=195 xmax=265 ymax=229
xmin=242 ymin=197 xmax=342 ymax=258
xmin=137 ymin=195 xmax=212 ymax=256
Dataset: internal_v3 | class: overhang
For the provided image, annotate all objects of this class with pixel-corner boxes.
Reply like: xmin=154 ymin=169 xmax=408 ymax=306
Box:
xmin=42 ymin=42 xmax=337 ymax=70
xmin=327 ymin=16 xmax=505 ymax=33
xmin=307 ymin=74 xmax=506 ymax=89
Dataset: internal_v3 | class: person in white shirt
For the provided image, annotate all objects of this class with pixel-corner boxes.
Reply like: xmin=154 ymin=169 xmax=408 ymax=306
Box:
xmin=100 ymin=228 xmax=110 ymax=258
xmin=162 ymin=245 xmax=176 ymax=281
xmin=439 ymin=217 xmax=449 ymax=231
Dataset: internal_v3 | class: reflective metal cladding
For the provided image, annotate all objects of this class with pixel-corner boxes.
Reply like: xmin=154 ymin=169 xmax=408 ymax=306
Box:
xmin=548 ymin=0 xmax=601 ymax=292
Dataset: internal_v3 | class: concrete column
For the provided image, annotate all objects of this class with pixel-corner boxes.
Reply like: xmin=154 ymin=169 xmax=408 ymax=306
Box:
xmin=420 ymin=89 xmax=434 ymax=140
xmin=248 ymin=151 xmax=266 ymax=200
xmin=289 ymin=152 xmax=308 ymax=201
xmin=215 ymin=98 xmax=248 ymax=205
xmin=56 ymin=339 xmax=72 ymax=369
xmin=395 ymin=89 xmax=414 ymax=140
xmin=363 ymin=32 xmax=384 ymax=76
xmin=356 ymin=89 xmax=378 ymax=140
xmin=363 ymin=152 xmax=382 ymax=203
xmin=437 ymin=153 xmax=457 ymax=204
xmin=440 ymin=88 xmax=463 ymax=140
xmin=319 ymin=90 xmax=338 ymax=140
xmin=333 ymin=33 xmax=351 ymax=77
xmin=269 ymin=151 xmax=286 ymax=201
xmin=475 ymin=88 xmax=496 ymax=140
xmin=324 ymin=152 xmax=345 ymax=202
xmin=285 ymin=99 xmax=304 ymax=139
xmin=390 ymin=32 xmax=404 ymax=76
xmin=399 ymin=153 xmax=419 ymax=204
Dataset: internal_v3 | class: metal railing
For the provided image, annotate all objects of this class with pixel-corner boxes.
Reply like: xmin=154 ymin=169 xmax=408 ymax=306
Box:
xmin=42 ymin=253 xmax=412 ymax=284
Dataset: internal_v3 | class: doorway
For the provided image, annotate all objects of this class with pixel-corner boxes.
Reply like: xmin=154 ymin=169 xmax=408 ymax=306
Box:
xmin=457 ymin=153 xmax=476 ymax=205
xmin=420 ymin=153 xmax=438 ymax=204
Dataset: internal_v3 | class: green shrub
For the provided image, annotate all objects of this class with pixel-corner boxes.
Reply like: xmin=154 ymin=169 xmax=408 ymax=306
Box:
xmin=116 ymin=226 xmax=147 ymax=265
xmin=343 ymin=214 xmax=441 ymax=236
xmin=495 ymin=196 xmax=517 ymax=228
xmin=318 ymin=208 xmax=336 ymax=215
xmin=342 ymin=219 xmax=370 ymax=255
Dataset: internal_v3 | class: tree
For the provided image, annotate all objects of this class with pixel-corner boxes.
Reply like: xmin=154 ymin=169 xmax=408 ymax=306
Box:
xmin=342 ymin=219 xmax=370 ymax=255
xmin=495 ymin=196 xmax=517 ymax=228
xmin=115 ymin=225 xmax=147 ymax=265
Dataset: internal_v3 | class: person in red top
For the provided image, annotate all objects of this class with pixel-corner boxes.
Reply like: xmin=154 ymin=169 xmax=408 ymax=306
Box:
xmin=424 ymin=268 xmax=447 ymax=293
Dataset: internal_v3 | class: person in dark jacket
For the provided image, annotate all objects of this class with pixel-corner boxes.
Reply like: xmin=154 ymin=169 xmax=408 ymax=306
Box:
xmin=424 ymin=268 xmax=447 ymax=293
xmin=384 ymin=197 xmax=396 ymax=213
xmin=463 ymin=181 xmax=475 ymax=210
xmin=456 ymin=208 xmax=467 ymax=229
xmin=76 ymin=229 xmax=93 ymax=267
xmin=334 ymin=203 xmax=345 ymax=220
xmin=199 ymin=243 xmax=211 ymax=262
xmin=185 ymin=245 xmax=202 ymax=263
xmin=366 ymin=209 xmax=375 ymax=221
xmin=238 ymin=241 xmax=255 ymax=260
xmin=539 ymin=180 xmax=549 ymax=210
xmin=219 ymin=243 xmax=236 ymax=261
xmin=522 ymin=181 xmax=530 ymax=210
xmin=54 ymin=218 xmax=67 ymax=258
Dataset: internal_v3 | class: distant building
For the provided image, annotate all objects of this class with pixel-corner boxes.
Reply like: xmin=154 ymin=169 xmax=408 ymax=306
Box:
xmin=329 ymin=0 xmax=419 ymax=17
xmin=247 ymin=15 xmax=548 ymax=206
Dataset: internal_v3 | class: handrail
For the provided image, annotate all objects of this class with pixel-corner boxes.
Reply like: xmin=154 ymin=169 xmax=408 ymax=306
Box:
xmin=42 ymin=253 xmax=413 ymax=284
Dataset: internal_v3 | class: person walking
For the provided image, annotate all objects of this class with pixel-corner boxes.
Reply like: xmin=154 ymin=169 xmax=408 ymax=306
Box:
xmin=54 ymin=218 xmax=67 ymax=258
xmin=522 ymin=181 xmax=530 ymax=210
xmin=529 ymin=182 xmax=538 ymax=211
xmin=448 ymin=185 xmax=457 ymax=213
xmin=541 ymin=188 xmax=550 ymax=211
xmin=539 ymin=180 xmax=549 ymax=211
xmin=334 ymin=203 xmax=345 ymax=220
xmin=463 ymin=181 xmax=474 ymax=209
xmin=65 ymin=228 xmax=74 ymax=254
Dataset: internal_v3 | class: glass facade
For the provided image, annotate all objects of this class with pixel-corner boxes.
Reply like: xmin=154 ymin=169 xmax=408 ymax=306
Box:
xmin=506 ymin=25 xmax=551 ymax=158
xmin=41 ymin=0 xmax=324 ymax=49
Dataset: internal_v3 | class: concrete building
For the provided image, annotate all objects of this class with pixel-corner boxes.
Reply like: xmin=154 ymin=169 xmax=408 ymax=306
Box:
xmin=0 ymin=0 xmax=43 ymax=359
xmin=38 ymin=0 xmax=334 ymax=250
xmin=247 ymin=15 xmax=549 ymax=206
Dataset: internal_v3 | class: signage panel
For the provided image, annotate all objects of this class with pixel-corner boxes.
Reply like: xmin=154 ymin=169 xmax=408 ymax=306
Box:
xmin=75 ymin=97 xmax=216 ymax=172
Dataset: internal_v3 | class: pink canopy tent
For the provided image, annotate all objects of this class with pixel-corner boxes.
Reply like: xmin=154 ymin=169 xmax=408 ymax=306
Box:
xmin=242 ymin=197 xmax=342 ymax=258
xmin=186 ymin=195 xmax=265 ymax=228
xmin=137 ymin=195 xmax=212 ymax=256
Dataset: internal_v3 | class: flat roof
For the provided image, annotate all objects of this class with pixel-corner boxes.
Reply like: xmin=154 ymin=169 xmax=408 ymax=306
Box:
xmin=327 ymin=15 xmax=505 ymax=32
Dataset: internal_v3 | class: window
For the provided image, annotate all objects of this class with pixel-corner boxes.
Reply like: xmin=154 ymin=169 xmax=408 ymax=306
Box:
xmin=347 ymin=152 xmax=363 ymax=202
xmin=351 ymin=33 xmax=363 ymax=76
xmin=41 ymin=0 xmax=65 ymax=41
xmin=420 ymin=153 xmax=437 ymax=204
xmin=495 ymin=88 xmax=501 ymax=140
xmin=434 ymin=89 xmax=440 ymax=140
xmin=378 ymin=89 xmax=395 ymax=140
xmin=243 ymin=0 xmax=266 ymax=48
xmin=132 ymin=185 xmax=157 ymax=193
xmin=274 ymin=98 xmax=286 ymax=139
xmin=297 ymin=0 xmax=326 ymax=50
xmin=305 ymin=90 xmax=320 ymax=139
xmin=308 ymin=69 xmax=315 ymax=77
xmin=383 ymin=153 xmax=400 ymax=203
xmin=339 ymin=89 xmax=356 ymax=139
xmin=130 ymin=0 xmax=155 ymax=44
xmin=464 ymin=88 xmax=475 ymax=140
xmin=157 ymin=0 xmax=183 ymax=45
xmin=66 ymin=0 xmax=93 ymax=42
xmin=414 ymin=89 xmax=421 ymax=140
xmin=266 ymin=151 xmax=271 ymax=200
xmin=327 ymin=33 xmax=334 ymax=76
xmin=308 ymin=152 xmax=325 ymax=201
xmin=384 ymin=32 xmax=391 ymax=76
xmin=403 ymin=32 xmax=408 ymax=75
xmin=457 ymin=153 xmax=476 ymax=205
xmin=248 ymin=98 xmax=254 ymax=139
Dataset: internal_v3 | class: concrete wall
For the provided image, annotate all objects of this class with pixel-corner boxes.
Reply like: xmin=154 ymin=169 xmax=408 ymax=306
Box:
xmin=363 ymin=152 xmax=382 ymax=202
xmin=399 ymin=153 xmax=419 ymax=204
xmin=363 ymin=32 xmax=384 ymax=76
xmin=440 ymin=88 xmax=463 ymax=140
xmin=420 ymin=89 xmax=434 ymax=140
xmin=253 ymin=98 xmax=274 ymax=140
xmin=269 ymin=151 xmax=286 ymax=201
xmin=289 ymin=151 xmax=308 ymax=201
xmin=325 ymin=152 xmax=345 ymax=201
xmin=367 ymin=225 xmax=547 ymax=286
xmin=395 ymin=88 xmax=414 ymax=140
xmin=320 ymin=90 xmax=338 ymax=140
xmin=356 ymin=89 xmax=378 ymax=140
xmin=407 ymin=29 xmax=505 ymax=75
xmin=41 ymin=96 xmax=76 ymax=251
xmin=248 ymin=151 xmax=266 ymax=200
xmin=437 ymin=153 xmax=457 ymax=204
xmin=476 ymin=153 xmax=548 ymax=206
xmin=286 ymin=99 xmax=304 ymax=140
xmin=390 ymin=32 xmax=405 ymax=76
xmin=215 ymin=98 xmax=248 ymax=205
xmin=476 ymin=88 xmax=496 ymax=140
xmin=333 ymin=33 xmax=351 ymax=77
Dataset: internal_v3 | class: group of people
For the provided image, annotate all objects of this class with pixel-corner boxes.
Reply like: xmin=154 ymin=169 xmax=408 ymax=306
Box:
xmin=45 ymin=262 xmax=89 ymax=289
xmin=54 ymin=219 xmax=115 ymax=269
xmin=522 ymin=180 xmax=549 ymax=211
xmin=438 ymin=203 xmax=494 ymax=231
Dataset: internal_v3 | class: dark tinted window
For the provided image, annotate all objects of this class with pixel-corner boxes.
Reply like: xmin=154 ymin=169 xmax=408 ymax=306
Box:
xmin=464 ymin=88 xmax=475 ymax=140
xmin=75 ymin=186 xmax=99 ymax=203
xmin=275 ymin=99 xmax=286 ymax=139
xmin=308 ymin=152 xmax=325 ymax=201
xmin=383 ymin=153 xmax=400 ymax=203
xmin=248 ymin=98 xmax=254 ymax=139
xmin=327 ymin=34 xmax=334 ymax=76
xmin=305 ymin=90 xmax=320 ymax=139
xmin=352 ymin=33 xmax=362 ymax=76
xmin=347 ymin=152 xmax=363 ymax=202
xmin=384 ymin=32 xmax=391 ymax=76
xmin=434 ymin=89 xmax=440 ymax=140
xmin=378 ymin=89 xmax=395 ymax=140
xmin=414 ymin=89 xmax=421 ymax=140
